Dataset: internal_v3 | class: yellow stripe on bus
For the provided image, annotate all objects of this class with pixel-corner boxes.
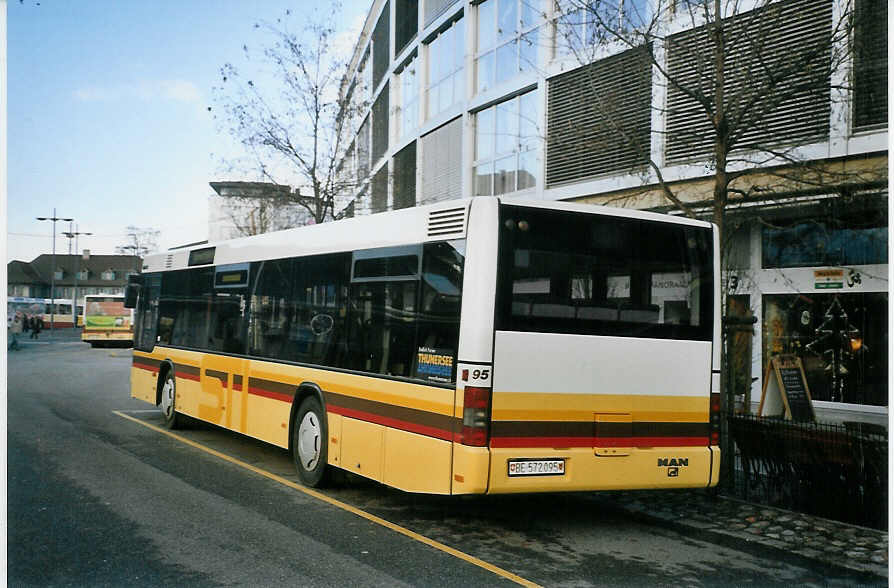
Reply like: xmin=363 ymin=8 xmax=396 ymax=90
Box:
xmin=113 ymin=410 xmax=540 ymax=588
xmin=491 ymin=392 xmax=707 ymax=422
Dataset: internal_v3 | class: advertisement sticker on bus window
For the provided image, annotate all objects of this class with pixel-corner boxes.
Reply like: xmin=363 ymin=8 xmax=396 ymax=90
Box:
xmin=414 ymin=347 xmax=455 ymax=383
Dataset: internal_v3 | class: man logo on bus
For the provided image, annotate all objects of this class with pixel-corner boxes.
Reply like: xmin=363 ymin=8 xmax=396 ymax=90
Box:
xmin=658 ymin=457 xmax=688 ymax=478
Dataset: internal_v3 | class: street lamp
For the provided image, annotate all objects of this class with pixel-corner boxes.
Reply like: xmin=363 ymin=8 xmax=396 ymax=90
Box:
xmin=36 ymin=209 xmax=73 ymax=333
xmin=62 ymin=224 xmax=92 ymax=328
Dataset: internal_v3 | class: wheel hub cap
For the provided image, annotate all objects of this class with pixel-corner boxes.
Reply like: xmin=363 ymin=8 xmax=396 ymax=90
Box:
xmin=298 ymin=412 xmax=321 ymax=471
xmin=161 ymin=379 xmax=174 ymax=418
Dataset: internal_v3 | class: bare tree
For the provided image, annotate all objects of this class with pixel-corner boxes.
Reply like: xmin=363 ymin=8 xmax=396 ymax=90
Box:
xmin=116 ymin=226 xmax=160 ymax=271
xmin=212 ymin=6 xmax=364 ymax=226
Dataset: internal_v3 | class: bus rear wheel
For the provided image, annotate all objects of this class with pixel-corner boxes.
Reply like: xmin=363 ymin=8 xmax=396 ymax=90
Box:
xmin=292 ymin=396 xmax=330 ymax=487
xmin=159 ymin=370 xmax=182 ymax=429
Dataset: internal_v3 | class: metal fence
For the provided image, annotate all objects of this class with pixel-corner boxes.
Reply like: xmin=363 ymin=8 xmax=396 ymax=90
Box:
xmin=724 ymin=413 xmax=888 ymax=530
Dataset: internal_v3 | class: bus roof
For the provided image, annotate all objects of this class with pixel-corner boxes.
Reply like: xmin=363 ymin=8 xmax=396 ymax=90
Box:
xmin=142 ymin=198 xmax=714 ymax=273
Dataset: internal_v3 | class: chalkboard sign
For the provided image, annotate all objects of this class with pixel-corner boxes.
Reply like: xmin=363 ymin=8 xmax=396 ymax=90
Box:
xmin=758 ymin=355 xmax=815 ymax=422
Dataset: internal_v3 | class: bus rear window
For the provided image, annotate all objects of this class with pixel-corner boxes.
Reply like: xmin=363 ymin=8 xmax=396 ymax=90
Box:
xmin=496 ymin=205 xmax=713 ymax=341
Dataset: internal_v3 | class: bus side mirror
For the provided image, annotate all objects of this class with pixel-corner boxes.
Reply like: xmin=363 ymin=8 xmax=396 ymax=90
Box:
xmin=124 ymin=274 xmax=144 ymax=308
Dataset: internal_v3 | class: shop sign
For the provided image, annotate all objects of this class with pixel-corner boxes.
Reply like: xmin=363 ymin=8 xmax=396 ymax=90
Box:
xmin=759 ymin=354 xmax=815 ymax=422
xmin=813 ymin=269 xmax=844 ymax=289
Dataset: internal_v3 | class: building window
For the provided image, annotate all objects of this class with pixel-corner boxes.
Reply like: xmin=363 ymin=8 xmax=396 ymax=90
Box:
xmin=397 ymin=54 xmax=419 ymax=140
xmin=476 ymin=0 xmax=542 ymax=94
xmin=665 ymin=0 xmax=832 ymax=163
xmin=393 ymin=141 xmax=417 ymax=210
xmin=546 ymin=45 xmax=652 ymax=185
xmin=425 ymin=16 xmax=465 ymax=120
xmin=761 ymin=208 xmax=888 ymax=269
xmin=554 ymin=0 xmax=649 ymax=56
xmin=763 ymin=292 xmax=888 ymax=407
xmin=372 ymin=83 xmax=390 ymax=165
xmin=371 ymin=165 xmax=389 ymax=213
xmin=357 ymin=116 xmax=371 ymax=180
xmin=358 ymin=49 xmax=373 ymax=104
xmin=420 ymin=117 xmax=463 ymax=204
xmin=372 ymin=2 xmax=391 ymax=91
xmin=101 ymin=270 xmax=116 ymax=281
xmin=54 ymin=270 xmax=64 ymax=280
xmin=77 ymin=270 xmax=89 ymax=281
xmin=853 ymin=0 xmax=887 ymax=130
xmin=425 ymin=0 xmax=459 ymax=27
xmin=474 ymin=90 xmax=541 ymax=195
xmin=395 ymin=0 xmax=418 ymax=56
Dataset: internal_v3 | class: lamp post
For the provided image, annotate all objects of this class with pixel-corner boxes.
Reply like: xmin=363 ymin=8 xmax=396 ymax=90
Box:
xmin=36 ymin=209 xmax=73 ymax=333
xmin=62 ymin=224 xmax=92 ymax=328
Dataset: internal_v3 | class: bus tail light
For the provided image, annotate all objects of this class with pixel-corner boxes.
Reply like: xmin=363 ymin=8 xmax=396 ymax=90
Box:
xmin=461 ymin=386 xmax=491 ymax=447
xmin=709 ymin=392 xmax=721 ymax=446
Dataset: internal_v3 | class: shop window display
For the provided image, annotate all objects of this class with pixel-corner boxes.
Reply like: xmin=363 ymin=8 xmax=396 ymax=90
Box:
xmin=762 ymin=292 xmax=888 ymax=407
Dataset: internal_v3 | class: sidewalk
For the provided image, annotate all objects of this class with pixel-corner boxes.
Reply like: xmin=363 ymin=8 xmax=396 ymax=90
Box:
xmin=595 ymin=488 xmax=888 ymax=580
xmin=8 ymin=327 xmax=84 ymax=348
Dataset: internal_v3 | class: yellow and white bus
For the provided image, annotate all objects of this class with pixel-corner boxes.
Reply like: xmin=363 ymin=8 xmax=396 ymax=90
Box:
xmin=126 ymin=198 xmax=720 ymax=494
xmin=82 ymin=294 xmax=133 ymax=347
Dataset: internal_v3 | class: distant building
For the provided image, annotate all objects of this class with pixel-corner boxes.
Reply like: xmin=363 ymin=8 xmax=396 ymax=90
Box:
xmin=208 ymin=181 xmax=312 ymax=241
xmin=6 ymin=251 xmax=141 ymax=300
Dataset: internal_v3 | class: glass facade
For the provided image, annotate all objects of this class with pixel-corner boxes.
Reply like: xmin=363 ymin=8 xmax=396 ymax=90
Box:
xmin=476 ymin=0 xmax=542 ymax=94
xmin=425 ymin=17 xmax=465 ymax=120
xmin=474 ymin=91 xmax=541 ymax=195
xmin=397 ymin=55 xmax=419 ymax=140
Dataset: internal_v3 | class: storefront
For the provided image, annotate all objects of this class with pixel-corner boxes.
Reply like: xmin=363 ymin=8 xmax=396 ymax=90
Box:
xmin=726 ymin=194 xmax=888 ymax=426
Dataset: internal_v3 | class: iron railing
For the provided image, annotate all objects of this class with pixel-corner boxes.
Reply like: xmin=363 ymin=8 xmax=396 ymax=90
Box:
xmin=724 ymin=413 xmax=887 ymax=530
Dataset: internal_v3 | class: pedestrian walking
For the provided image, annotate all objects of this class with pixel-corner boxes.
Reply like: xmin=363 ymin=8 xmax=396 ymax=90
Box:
xmin=30 ymin=316 xmax=42 ymax=339
xmin=9 ymin=313 xmax=23 ymax=351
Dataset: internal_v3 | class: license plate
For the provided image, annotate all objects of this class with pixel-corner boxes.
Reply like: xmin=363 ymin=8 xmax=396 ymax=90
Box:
xmin=508 ymin=459 xmax=565 ymax=477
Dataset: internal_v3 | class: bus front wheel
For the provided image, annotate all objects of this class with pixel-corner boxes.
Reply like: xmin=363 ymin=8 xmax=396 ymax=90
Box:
xmin=159 ymin=370 xmax=182 ymax=429
xmin=292 ymin=396 xmax=330 ymax=487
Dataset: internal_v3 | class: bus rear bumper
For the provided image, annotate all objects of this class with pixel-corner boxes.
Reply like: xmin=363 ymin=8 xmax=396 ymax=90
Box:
xmin=486 ymin=446 xmax=720 ymax=494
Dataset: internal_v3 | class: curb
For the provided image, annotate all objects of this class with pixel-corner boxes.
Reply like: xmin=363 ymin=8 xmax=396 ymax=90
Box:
xmin=595 ymin=493 xmax=888 ymax=582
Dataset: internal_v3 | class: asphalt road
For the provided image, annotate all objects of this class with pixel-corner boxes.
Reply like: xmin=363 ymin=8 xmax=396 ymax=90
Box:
xmin=7 ymin=339 xmax=872 ymax=587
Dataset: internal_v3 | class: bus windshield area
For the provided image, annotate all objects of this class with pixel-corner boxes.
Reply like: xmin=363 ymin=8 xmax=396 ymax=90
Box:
xmin=496 ymin=205 xmax=713 ymax=341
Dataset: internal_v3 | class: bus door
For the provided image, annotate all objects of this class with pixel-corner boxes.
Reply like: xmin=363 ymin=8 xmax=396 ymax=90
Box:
xmin=199 ymin=264 xmax=250 ymax=428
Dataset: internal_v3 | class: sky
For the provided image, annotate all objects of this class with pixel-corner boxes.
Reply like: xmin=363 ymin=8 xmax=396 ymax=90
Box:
xmin=5 ymin=0 xmax=369 ymax=263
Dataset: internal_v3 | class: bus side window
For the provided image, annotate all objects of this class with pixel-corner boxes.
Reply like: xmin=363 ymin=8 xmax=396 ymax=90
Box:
xmin=248 ymin=259 xmax=294 ymax=360
xmin=414 ymin=242 xmax=463 ymax=376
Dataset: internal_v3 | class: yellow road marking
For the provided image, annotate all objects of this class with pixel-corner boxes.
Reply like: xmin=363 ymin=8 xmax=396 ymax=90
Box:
xmin=113 ymin=410 xmax=540 ymax=587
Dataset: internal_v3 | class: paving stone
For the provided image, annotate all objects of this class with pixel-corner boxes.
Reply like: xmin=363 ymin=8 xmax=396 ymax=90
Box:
xmin=746 ymin=527 xmax=763 ymax=535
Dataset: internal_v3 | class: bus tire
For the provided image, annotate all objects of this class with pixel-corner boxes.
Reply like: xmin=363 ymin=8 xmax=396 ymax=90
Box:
xmin=292 ymin=396 xmax=330 ymax=487
xmin=159 ymin=369 xmax=182 ymax=429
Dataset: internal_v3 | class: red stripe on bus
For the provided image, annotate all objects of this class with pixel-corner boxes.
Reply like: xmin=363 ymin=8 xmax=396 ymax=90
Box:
xmin=489 ymin=436 xmax=710 ymax=448
xmin=176 ymin=371 xmax=201 ymax=382
xmin=248 ymin=386 xmax=293 ymax=404
xmin=132 ymin=362 xmax=159 ymax=373
xmin=328 ymin=404 xmax=454 ymax=442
